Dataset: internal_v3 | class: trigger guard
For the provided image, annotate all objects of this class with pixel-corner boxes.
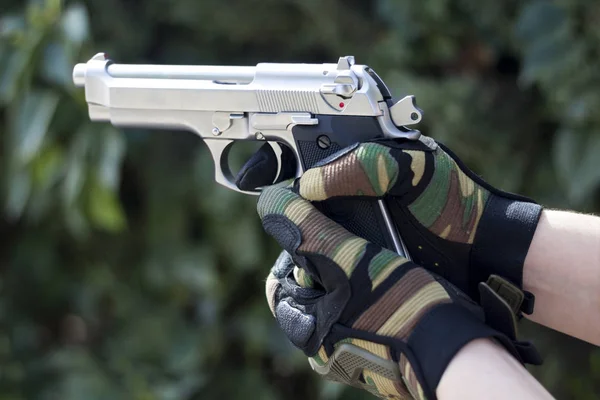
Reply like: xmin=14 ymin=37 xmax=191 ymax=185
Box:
xmin=205 ymin=139 xmax=261 ymax=195
xmin=206 ymin=139 xmax=300 ymax=195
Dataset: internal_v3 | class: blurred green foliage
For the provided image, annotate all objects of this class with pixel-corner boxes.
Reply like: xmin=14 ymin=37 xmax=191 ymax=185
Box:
xmin=0 ymin=0 xmax=599 ymax=398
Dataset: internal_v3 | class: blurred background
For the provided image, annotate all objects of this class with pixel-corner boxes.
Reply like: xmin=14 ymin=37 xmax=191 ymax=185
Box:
xmin=0 ymin=0 xmax=599 ymax=398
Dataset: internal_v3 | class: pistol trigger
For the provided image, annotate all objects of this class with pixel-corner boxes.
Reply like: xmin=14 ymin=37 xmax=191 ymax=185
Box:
xmin=268 ymin=142 xmax=284 ymax=184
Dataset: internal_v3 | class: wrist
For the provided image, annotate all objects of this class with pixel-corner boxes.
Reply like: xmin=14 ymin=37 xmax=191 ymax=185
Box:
xmin=437 ymin=338 xmax=499 ymax=398
xmin=437 ymin=338 xmax=553 ymax=400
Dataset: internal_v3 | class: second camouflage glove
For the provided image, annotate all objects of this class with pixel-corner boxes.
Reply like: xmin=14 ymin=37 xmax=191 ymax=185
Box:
xmin=259 ymin=184 xmax=541 ymax=400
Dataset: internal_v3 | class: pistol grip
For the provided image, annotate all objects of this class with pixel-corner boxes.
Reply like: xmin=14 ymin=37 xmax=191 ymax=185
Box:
xmin=291 ymin=115 xmax=410 ymax=259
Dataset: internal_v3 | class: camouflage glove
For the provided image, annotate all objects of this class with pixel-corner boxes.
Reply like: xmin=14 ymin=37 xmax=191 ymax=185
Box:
xmin=259 ymin=184 xmax=541 ymax=400
xmin=240 ymin=136 xmax=542 ymax=315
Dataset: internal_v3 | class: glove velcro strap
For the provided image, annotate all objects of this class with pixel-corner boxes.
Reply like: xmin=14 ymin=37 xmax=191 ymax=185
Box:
xmin=521 ymin=291 xmax=536 ymax=315
xmin=485 ymin=274 xmax=536 ymax=316
xmin=485 ymin=275 xmax=525 ymax=316
xmin=406 ymin=302 xmax=524 ymax=399
xmin=478 ymin=280 xmax=542 ymax=365
xmin=512 ymin=340 xmax=543 ymax=366
xmin=479 ymin=280 xmax=519 ymax=340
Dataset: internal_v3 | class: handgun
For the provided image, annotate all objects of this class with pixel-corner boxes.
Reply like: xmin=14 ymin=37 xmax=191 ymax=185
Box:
xmin=72 ymin=53 xmax=424 ymax=259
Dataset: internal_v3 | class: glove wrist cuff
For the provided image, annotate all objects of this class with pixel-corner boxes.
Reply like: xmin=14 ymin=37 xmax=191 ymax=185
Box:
xmin=406 ymin=303 xmax=523 ymax=400
xmin=471 ymin=195 xmax=542 ymax=290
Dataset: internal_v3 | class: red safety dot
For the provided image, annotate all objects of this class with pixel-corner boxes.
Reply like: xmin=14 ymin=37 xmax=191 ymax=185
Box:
xmin=339 ymin=102 xmax=345 ymax=108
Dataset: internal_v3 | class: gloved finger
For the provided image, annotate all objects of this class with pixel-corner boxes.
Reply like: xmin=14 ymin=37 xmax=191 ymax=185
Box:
xmin=258 ymin=183 xmax=372 ymax=286
xmin=235 ymin=143 xmax=297 ymax=191
xmin=293 ymin=266 xmax=314 ymax=288
xmin=258 ymin=184 xmax=363 ymax=353
xmin=296 ymin=140 xmax=434 ymax=202
xmin=265 ymin=271 xmax=280 ymax=317
xmin=265 ymin=250 xmax=325 ymax=349
xmin=258 ymin=184 xmax=409 ymax=292
xmin=265 ymin=251 xmax=323 ymax=313
xmin=266 ymin=250 xmax=298 ymax=316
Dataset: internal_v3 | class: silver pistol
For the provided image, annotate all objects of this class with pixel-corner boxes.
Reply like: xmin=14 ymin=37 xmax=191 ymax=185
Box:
xmin=73 ymin=53 xmax=423 ymax=259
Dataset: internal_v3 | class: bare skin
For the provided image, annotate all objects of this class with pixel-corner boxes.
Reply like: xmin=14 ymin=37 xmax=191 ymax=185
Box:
xmin=523 ymin=210 xmax=600 ymax=346
xmin=437 ymin=338 xmax=554 ymax=399
xmin=438 ymin=210 xmax=600 ymax=399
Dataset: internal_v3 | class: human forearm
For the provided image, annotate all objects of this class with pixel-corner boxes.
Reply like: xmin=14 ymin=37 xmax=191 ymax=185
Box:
xmin=523 ymin=210 xmax=600 ymax=345
xmin=437 ymin=338 xmax=554 ymax=400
